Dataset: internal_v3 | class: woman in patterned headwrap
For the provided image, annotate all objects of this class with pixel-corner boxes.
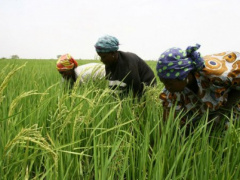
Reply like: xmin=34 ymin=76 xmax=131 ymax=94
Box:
xmin=156 ymin=44 xmax=240 ymax=127
xmin=95 ymin=35 xmax=156 ymax=97
xmin=56 ymin=54 xmax=105 ymax=87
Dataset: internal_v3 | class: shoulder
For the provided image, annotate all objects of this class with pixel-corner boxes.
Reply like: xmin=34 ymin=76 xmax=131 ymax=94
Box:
xmin=119 ymin=51 xmax=141 ymax=60
xmin=118 ymin=51 xmax=145 ymax=68
xmin=202 ymin=51 xmax=240 ymax=78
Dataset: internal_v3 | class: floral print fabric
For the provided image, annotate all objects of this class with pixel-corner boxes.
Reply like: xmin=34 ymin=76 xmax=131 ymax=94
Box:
xmin=160 ymin=51 xmax=240 ymax=118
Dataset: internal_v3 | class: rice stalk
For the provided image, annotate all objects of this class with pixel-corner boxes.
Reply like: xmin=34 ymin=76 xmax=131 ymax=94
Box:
xmin=0 ymin=63 xmax=27 ymax=104
xmin=70 ymin=93 xmax=94 ymax=107
xmin=56 ymin=101 xmax=83 ymax=137
xmin=3 ymin=125 xmax=58 ymax=179
xmin=0 ymin=63 xmax=11 ymax=77
xmin=39 ymin=82 xmax=59 ymax=103
xmin=55 ymin=87 xmax=101 ymax=137
xmin=51 ymin=103 xmax=69 ymax=128
xmin=3 ymin=125 xmax=56 ymax=158
xmin=3 ymin=60 xmax=240 ymax=179
xmin=25 ymin=165 xmax=29 ymax=180
xmin=8 ymin=90 xmax=43 ymax=117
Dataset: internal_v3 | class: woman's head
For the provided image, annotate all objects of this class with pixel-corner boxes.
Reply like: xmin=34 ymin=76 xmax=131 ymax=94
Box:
xmin=95 ymin=35 xmax=119 ymax=66
xmin=156 ymin=44 xmax=204 ymax=80
xmin=156 ymin=44 xmax=205 ymax=92
xmin=56 ymin=54 xmax=78 ymax=80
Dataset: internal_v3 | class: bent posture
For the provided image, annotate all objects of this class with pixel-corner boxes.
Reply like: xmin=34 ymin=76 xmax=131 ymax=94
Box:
xmin=156 ymin=44 xmax=240 ymax=126
xmin=56 ymin=54 xmax=105 ymax=88
xmin=95 ymin=35 xmax=156 ymax=97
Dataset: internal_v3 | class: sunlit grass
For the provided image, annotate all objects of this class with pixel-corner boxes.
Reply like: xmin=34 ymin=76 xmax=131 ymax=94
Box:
xmin=0 ymin=59 xmax=240 ymax=179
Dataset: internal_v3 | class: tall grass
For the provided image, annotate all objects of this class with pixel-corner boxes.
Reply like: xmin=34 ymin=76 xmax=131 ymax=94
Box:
xmin=0 ymin=59 xmax=240 ymax=179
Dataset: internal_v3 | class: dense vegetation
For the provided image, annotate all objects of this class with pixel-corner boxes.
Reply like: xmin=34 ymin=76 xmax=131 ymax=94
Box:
xmin=0 ymin=59 xmax=240 ymax=180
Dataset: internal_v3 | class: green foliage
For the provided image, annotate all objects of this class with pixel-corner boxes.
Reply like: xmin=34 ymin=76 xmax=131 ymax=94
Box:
xmin=0 ymin=59 xmax=240 ymax=179
xmin=11 ymin=55 xmax=19 ymax=59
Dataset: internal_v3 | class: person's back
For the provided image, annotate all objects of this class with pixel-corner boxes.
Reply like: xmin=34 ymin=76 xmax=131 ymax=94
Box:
xmin=94 ymin=35 xmax=156 ymax=97
xmin=75 ymin=63 xmax=105 ymax=84
xmin=56 ymin=54 xmax=105 ymax=88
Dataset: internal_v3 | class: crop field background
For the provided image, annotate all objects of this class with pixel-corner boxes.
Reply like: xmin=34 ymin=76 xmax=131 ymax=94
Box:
xmin=1 ymin=59 xmax=240 ymax=180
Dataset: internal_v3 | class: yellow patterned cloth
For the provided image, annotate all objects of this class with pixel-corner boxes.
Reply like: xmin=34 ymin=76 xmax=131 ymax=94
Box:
xmin=160 ymin=51 xmax=240 ymax=122
xmin=56 ymin=54 xmax=78 ymax=72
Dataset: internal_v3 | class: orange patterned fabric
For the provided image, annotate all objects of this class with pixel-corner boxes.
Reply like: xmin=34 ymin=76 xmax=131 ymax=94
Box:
xmin=56 ymin=54 xmax=78 ymax=72
xmin=160 ymin=51 xmax=240 ymax=120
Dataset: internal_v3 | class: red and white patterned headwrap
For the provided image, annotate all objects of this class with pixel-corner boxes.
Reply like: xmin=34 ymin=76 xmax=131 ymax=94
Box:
xmin=56 ymin=54 xmax=78 ymax=72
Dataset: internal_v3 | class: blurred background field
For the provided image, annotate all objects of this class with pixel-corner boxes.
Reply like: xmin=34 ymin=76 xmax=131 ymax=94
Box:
xmin=1 ymin=59 xmax=240 ymax=180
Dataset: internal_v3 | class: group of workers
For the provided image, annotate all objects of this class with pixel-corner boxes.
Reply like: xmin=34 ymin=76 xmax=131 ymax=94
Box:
xmin=56 ymin=35 xmax=240 ymax=128
xmin=56 ymin=35 xmax=157 ymax=97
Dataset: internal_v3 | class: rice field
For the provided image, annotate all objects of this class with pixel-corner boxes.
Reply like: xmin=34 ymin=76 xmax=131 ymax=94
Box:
xmin=1 ymin=59 xmax=240 ymax=180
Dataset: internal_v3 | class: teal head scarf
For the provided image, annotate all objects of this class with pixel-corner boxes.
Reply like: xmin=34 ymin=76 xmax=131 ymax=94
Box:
xmin=95 ymin=35 xmax=119 ymax=53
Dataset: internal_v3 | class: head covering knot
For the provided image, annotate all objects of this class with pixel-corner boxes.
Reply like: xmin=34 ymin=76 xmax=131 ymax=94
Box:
xmin=156 ymin=44 xmax=205 ymax=80
xmin=56 ymin=54 xmax=78 ymax=72
xmin=95 ymin=35 xmax=119 ymax=53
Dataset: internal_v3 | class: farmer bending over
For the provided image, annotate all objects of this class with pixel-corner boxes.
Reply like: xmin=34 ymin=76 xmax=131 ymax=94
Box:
xmin=56 ymin=54 xmax=105 ymax=88
xmin=95 ymin=35 xmax=156 ymax=97
xmin=156 ymin=44 xmax=240 ymax=128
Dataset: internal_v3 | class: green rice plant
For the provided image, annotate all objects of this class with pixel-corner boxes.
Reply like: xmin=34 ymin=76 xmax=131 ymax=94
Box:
xmin=0 ymin=63 xmax=26 ymax=104
xmin=1 ymin=59 xmax=240 ymax=179
xmin=39 ymin=82 xmax=59 ymax=103
xmin=2 ymin=125 xmax=58 ymax=179
xmin=8 ymin=90 xmax=43 ymax=117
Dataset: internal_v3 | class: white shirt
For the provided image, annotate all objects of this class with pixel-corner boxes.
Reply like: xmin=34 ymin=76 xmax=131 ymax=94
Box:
xmin=74 ymin=63 xmax=105 ymax=84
